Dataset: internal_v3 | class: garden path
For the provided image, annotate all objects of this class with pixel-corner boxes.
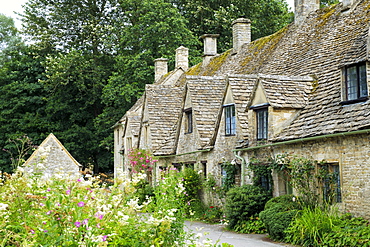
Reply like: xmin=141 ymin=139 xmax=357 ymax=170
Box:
xmin=185 ymin=221 xmax=293 ymax=247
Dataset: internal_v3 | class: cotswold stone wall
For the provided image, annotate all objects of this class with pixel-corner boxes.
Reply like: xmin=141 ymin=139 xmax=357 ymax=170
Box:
xmin=269 ymin=133 xmax=370 ymax=219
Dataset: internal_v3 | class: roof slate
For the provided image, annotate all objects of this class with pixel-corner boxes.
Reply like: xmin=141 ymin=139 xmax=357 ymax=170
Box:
xmin=145 ymin=84 xmax=185 ymax=154
xmin=186 ymin=76 xmax=227 ymax=148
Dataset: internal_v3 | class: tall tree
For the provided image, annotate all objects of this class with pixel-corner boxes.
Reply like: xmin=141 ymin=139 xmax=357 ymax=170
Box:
xmin=169 ymin=0 xmax=293 ymax=53
xmin=101 ymin=0 xmax=200 ymax=121
xmin=20 ymin=0 xmax=119 ymax=173
xmin=20 ymin=0 xmax=199 ymax=173
xmin=0 ymin=43 xmax=49 ymax=173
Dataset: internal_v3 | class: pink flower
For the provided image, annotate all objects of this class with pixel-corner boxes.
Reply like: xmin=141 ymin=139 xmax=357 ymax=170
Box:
xmin=102 ymin=235 xmax=108 ymax=241
xmin=77 ymin=201 xmax=85 ymax=207
xmin=75 ymin=221 xmax=81 ymax=228
xmin=66 ymin=190 xmax=71 ymax=195
xmin=145 ymin=159 xmax=150 ymax=163
xmin=82 ymin=219 xmax=89 ymax=225
xmin=30 ymin=229 xmax=35 ymax=234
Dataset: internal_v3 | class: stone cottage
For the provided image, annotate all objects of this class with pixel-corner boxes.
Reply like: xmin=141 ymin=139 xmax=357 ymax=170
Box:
xmin=114 ymin=0 xmax=370 ymax=218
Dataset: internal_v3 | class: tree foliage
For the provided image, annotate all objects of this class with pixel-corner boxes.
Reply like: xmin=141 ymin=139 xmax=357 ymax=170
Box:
xmin=1 ymin=0 xmax=296 ymax=173
xmin=169 ymin=0 xmax=293 ymax=53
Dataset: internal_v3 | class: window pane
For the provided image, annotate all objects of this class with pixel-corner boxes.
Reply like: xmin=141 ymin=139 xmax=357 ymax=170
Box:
xmin=225 ymin=105 xmax=236 ymax=135
xmin=359 ymin=64 xmax=368 ymax=98
xmin=257 ymin=108 xmax=268 ymax=140
xmin=347 ymin=66 xmax=358 ymax=100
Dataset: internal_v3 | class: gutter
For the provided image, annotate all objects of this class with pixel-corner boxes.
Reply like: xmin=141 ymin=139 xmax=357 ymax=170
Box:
xmin=156 ymin=148 xmax=212 ymax=158
xmin=233 ymin=128 xmax=370 ymax=152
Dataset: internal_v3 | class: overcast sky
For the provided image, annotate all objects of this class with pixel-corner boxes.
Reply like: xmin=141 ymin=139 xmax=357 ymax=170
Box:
xmin=1 ymin=0 xmax=295 ymax=30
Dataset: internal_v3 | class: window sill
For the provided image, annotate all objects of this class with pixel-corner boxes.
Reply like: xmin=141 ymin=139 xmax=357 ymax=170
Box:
xmin=225 ymin=134 xmax=236 ymax=137
xmin=340 ymin=97 xmax=368 ymax=105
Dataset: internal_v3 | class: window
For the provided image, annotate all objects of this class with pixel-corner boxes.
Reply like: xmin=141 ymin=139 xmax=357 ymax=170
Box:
xmin=256 ymin=108 xmax=268 ymax=140
xmin=318 ymin=163 xmax=342 ymax=203
xmin=184 ymin=108 xmax=192 ymax=133
xmin=224 ymin=104 xmax=236 ymax=136
xmin=344 ymin=62 xmax=368 ymax=102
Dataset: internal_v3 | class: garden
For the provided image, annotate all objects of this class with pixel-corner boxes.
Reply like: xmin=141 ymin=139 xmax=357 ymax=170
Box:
xmin=1 ymin=148 xmax=370 ymax=246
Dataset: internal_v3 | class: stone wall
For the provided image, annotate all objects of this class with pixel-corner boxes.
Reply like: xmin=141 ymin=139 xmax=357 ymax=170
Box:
xmin=245 ymin=133 xmax=370 ymax=218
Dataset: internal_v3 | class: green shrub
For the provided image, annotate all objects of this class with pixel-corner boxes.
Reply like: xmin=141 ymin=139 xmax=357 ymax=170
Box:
xmin=233 ymin=216 xmax=267 ymax=234
xmin=259 ymin=194 xmax=301 ymax=241
xmin=285 ymin=206 xmax=342 ymax=247
xmin=225 ymin=185 xmax=270 ymax=229
xmin=321 ymin=215 xmax=370 ymax=246
xmin=202 ymin=205 xmax=223 ymax=223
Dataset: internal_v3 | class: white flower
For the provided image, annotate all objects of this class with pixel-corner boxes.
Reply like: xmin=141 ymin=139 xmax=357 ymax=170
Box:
xmin=0 ymin=203 xmax=8 ymax=211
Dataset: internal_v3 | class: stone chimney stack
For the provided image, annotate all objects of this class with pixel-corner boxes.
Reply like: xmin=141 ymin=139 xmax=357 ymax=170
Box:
xmin=232 ymin=18 xmax=251 ymax=54
xmin=201 ymin=34 xmax=220 ymax=66
xmin=294 ymin=0 xmax=320 ymax=25
xmin=175 ymin=46 xmax=189 ymax=71
xmin=154 ymin=58 xmax=168 ymax=82
xmin=342 ymin=0 xmax=353 ymax=8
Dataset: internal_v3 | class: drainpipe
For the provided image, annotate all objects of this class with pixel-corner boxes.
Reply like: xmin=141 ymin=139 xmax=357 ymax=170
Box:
xmin=233 ymin=150 xmax=247 ymax=186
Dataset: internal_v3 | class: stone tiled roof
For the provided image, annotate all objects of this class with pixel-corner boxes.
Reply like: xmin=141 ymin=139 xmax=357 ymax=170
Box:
xmin=206 ymin=1 xmax=370 ymax=141
xmin=259 ymin=75 xmax=314 ymax=109
xmin=228 ymin=75 xmax=256 ymax=140
xmin=186 ymin=76 xmax=227 ymax=148
xmin=145 ymin=84 xmax=185 ymax=155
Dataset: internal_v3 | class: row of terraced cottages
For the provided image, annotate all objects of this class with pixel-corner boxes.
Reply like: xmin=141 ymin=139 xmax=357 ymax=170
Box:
xmin=114 ymin=0 xmax=370 ymax=218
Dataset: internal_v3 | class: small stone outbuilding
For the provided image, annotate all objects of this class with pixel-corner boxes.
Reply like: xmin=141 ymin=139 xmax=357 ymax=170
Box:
xmin=24 ymin=133 xmax=82 ymax=179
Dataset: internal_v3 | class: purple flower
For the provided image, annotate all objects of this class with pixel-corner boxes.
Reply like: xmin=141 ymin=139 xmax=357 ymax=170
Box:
xmin=77 ymin=201 xmax=85 ymax=207
xmin=47 ymin=188 xmax=51 ymax=192
xmin=102 ymin=235 xmax=108 ymax=241
xmin=46 ymin=210 xmax=52 ymax=215
xmin=39 ymin=203 xmax=45 ymax=207
xmin=66 ymin=190 xmax=71 ymax=195
xmin=74 ymin=221 xmax=81 ymax=228
xmin=82 ymin=219 xmax=89 ymax=225
xmin=43 ymin=230 xmax=48 ymax=233
xmin=95 ymin=212 xmax=104 ymax=219
xmin=30 ymin=229 xmax=35 ymax=234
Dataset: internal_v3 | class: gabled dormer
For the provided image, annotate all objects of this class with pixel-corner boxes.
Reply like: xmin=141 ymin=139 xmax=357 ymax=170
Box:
xmin=248 ymin=75 xmax=314 ymax=145
xmin=176 ymin=76 xmax=227 ymax=153
xmin=139 ymin=84 xmax=185 ymax=155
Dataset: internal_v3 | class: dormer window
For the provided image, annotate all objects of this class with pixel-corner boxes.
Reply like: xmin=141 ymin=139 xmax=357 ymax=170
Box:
xmin=184 ymin=108 xmax=192 ymax=133
xmin=250 ymin=103 xmax=269 ymax=141
xmin=256 ymin=108 xmax=268 ymax=140
xmin=342 ymin=62 xmax=368 ymax=104
xmin=224 ymin=104 xmax=236 ymax=136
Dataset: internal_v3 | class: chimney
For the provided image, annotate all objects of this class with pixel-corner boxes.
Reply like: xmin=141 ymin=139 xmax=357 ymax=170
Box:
xmin=154 ymin=58 xmax=168 ymax=82
xmin=294 ymin=0 xmax=320 ymax=25
xmin=232 ymin=18 xmax=251 ymax=54
xmin=342 ymin=0 xmax=353 ymax=8
xmin=175 ymin=46 xmax=189 ymax=71
xmin=200 ymin=34 xmax=220 ymax=66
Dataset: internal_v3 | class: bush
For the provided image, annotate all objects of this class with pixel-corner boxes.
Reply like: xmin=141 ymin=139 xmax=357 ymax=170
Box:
xmin=259 ymin=194 xmax=301 ymax=241
xmin=0 ymin=168 xmax=198 ymax=246
xmin=225 ymin=185 xmax=270 ymax=229
xmin=233 ymin=216 xmax=266 ymax=234
xmin=286 ymin=207 xmax=370 ymax=247
xmin=285 ymin=206 xmax=342 ymax=247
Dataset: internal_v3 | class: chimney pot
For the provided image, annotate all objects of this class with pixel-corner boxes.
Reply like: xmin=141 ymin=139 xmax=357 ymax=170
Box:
xmin=232 ymin=18 xmax=251 ymax=54
xmin=175 ymin=46 xmax=189 ymax=71
xmin=154 ymin=58 xmax=168 ymax=82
